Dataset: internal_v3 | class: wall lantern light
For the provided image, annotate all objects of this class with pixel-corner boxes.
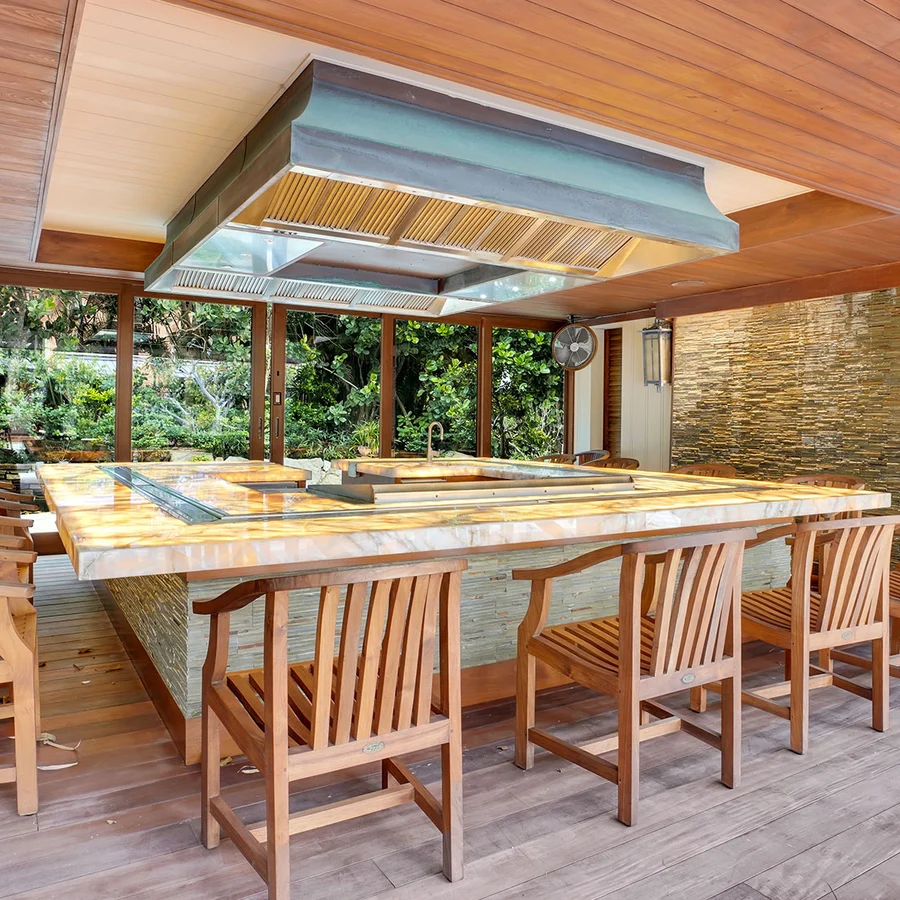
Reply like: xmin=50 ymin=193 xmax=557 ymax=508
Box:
xmin=641 ymin=318 xmax=673 ymax=390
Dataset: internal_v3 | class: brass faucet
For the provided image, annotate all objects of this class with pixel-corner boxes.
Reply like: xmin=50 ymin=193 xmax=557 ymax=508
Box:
xmin=426 ymin=421 xmax=444 ymax=462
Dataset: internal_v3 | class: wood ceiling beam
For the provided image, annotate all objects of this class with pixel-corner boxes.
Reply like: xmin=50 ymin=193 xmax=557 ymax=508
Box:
xmin=656 ymin=259 xmax=900 ymax=320
xmin=36 ymin=230 xmax=163 ymax=274
xmin=728 ymin=192 xmax=891 ymax=250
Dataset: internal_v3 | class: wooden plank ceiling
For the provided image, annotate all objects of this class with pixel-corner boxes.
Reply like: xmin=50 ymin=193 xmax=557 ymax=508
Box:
xmin=167 ymin=0 xmax=900 ymax=214
xmin=0 ymin=0 xmax=82 ymax=263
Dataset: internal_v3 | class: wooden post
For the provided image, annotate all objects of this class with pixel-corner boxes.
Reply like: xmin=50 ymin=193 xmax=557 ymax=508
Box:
xmin=114 ymin=283 xmax=134 ymax=462
xmin=563 ymin=367 xmax=575 ymax=456
xmin=379 ymin=315 xmax=395 ymax=459
xmin=249 ymin=302 xmax=267 ymax=460
xmin=269 ymin=304 xmax=286 ymax=464
xmin=476 ymin=320 xmax=492 ymax=458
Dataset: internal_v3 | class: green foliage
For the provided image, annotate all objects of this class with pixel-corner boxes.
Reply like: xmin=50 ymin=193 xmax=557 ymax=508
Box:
xmin=492 ymin=328 xmax=564 ymax=459
xmin=0 ymin=285 xmax=564 ymax=463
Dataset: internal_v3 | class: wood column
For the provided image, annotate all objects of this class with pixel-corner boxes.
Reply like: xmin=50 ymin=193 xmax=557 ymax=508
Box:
xmin=476 ymin=320 xmax=492 ymax=458
xmin=269 ymin=304 xmax=286 ymax=464
xmin=379 ymin=315 xmax=395 ymax=458
xmin=248 ymin=302 xmax=267 ymax=460
xmin=114 ymin=283 xmax=134 ymax=462
xmin=563 ymin=368 xmax=575 ymax=456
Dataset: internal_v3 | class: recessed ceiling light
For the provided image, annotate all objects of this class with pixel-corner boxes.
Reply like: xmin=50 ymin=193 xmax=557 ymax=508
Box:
xmin=670 ymin=279 xmax=706 ymax=288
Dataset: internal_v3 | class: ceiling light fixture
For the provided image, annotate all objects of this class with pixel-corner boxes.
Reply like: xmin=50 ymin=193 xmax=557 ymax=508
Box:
xmin=670 ymin=279 xmax=706 ymax=288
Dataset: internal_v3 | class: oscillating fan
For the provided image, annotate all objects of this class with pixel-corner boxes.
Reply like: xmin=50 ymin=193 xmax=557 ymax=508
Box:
xmin=551 ymin=323 xmax=597 ymax=371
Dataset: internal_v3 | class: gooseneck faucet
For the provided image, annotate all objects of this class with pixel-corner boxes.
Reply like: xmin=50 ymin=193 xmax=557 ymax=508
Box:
xmin=426 ymin=421 xmax=444 ymax=462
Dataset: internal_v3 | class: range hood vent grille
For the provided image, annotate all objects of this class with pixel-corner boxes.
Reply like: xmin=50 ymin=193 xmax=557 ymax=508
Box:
xmin=176 ymin=270 xmax=270 ymax=296
xmin=262 ymin=171 xmax=634 ymax=273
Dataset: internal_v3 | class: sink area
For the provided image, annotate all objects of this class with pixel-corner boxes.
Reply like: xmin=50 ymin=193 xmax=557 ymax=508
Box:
xmin=315 ymin=457 xmax=636 ymax=505
xmin=334 ymin=457 xmax=607 ymax=482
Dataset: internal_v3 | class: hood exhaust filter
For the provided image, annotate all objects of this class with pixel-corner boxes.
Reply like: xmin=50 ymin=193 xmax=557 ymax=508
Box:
xmin=146 ymin=62 xmax=738 ymax=317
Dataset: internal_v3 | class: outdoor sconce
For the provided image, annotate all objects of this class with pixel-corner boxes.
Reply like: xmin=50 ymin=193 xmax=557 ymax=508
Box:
xmin=641 ymin=318 xmax=673 ymax=390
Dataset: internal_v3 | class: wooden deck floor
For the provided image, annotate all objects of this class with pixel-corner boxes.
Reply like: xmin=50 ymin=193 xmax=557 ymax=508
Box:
xmin=2 ymin=556 xmax=900 ymax=899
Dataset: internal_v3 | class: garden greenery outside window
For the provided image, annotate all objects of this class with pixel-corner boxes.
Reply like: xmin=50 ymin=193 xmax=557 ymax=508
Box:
xmin=132 ymin=299 xmax=252 ymax=461
xmin=393 ymin=320 xmax=477 ymax=457
xmin=284 ymin=312 xmax=380 ymax=481
xmin=0 ymin=285 xmax=118 ymax=498
xmin=492 ymin=327 xmax=564 ymax=459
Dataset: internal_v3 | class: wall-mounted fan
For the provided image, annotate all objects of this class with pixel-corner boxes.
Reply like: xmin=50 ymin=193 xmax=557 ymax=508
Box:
xmin=551 ymin=323 xmax=597 ymax=371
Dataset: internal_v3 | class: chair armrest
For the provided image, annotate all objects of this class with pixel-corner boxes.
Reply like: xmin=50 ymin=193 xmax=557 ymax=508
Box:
xmin=512 ymin=543 xmax=624 ymax=581
xmin=193 ymin=580 xmax=266 ymax=616
xmin=746 ymin=523 xmax=797 ymax=550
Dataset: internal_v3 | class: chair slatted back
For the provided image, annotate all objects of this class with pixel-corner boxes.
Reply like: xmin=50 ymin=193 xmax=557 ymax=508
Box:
xmin=583 ymin=457 xmax=640 ymax=470
xmin=622 ymin=530 xmax=752 ymax=677
xmin=534 ymin=454 xmax=575 ymax=464
xmin=792 ymin=517 xmax=900 ymax=633
xmin=670 ymin=464 xmax=737 ymax=478
xmin=574 ymin=450 xmax=610 ymax=466
xmin=229 ymin=560 xmax=464 ymax=752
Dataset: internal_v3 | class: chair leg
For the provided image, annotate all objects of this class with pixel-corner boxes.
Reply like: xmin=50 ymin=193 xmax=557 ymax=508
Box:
xmin=32 ymin=641 xmax=41 ymax=741
xmin=200 ymin=702 xmax=221 ymax=849
xmin=789 ymin=636 xmax=809 ymax=755
xmin=872 ymin=631 xmax=889 ymax=734
xmin=817 ymin=648 xmax=832 ymax=672
xmin=441 ymin=736 xmax=464 ymax=881
xmin=720 ymin=674 xmax=741 ymax=789
xmin=13 ymin=676 xmax=37 ymax=816
xmin=784 ymin=648 xmax=792 ymax=681
xmin=515 ymin=652 xmax=536 ymax=771
xmin=689 ymin=685 xmax=708 ymax=713
xmin=617 ymin=691 xmax=640 ymax=826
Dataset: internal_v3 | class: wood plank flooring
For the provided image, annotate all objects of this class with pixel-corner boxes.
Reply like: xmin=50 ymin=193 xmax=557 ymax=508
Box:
xmin=3 ymin=556 xmax=900 ymax=899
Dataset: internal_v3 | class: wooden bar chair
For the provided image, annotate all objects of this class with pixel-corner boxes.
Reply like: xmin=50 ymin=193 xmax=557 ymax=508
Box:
xmin=721 ymin=516 xmax=898 ymax=755
xmin=0 ymin=579 xmax=38 ymax=815
xmin=581 ymin=456 xmax=640 ymax=470
xmin=514 ymin=527 xmax=753 ymax=826
xmin=670 ymin=463 xmax=737 ymax=478
xmin=193 ymin=558 xmax=467 ymax=900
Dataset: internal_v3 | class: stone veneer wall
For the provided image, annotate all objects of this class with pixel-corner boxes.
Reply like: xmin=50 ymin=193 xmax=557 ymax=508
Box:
xmin=107 ymin=539 xmax=788 ymax=719
xmin=672 ymin=287 xmax=900 ymax=513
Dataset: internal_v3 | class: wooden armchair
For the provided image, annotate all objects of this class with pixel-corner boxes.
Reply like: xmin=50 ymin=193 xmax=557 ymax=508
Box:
xmin=712 ymin=516 xmax=897 ymax=755
xmin=0 ymin=579 xmax=38 ymax=815
xmin=581 ymin=457 xmax=640 ymax=470
xmin=533 ymin=453 xmax=576 ymax=464
xmin=194 ymin=558 xmax=468 ymax=899
xmin=670 ymin=463 xmax=737 ymax=478
xmin=514 ymin=527 xmax=753 ymax=826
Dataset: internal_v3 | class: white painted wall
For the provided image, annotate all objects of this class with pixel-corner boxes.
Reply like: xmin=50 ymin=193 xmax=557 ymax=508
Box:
xmin=573 ymin=319 xmax=673 ymax=472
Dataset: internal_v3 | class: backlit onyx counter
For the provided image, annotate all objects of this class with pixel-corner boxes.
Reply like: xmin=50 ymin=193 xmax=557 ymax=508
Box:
xmin=39 ymin=460 xmax=889 ymax=762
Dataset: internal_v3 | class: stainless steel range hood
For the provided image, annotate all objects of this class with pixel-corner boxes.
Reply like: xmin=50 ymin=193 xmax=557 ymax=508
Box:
xmin=145 ymin=62 xmax=739 ymax=317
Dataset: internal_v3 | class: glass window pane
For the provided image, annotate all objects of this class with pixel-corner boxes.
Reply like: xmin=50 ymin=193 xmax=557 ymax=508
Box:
xmin=394 ymin=320 xmax=477 ymax=457
xmin=0 ymin=285 xmax=118 ymax=503
xmin=284 ymin=312 xmax=381 ymax=479
xmin=132 ymin=299 xmax=252 ymax=461
xmin=492 ymin=328 xmax=564 ymax=459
